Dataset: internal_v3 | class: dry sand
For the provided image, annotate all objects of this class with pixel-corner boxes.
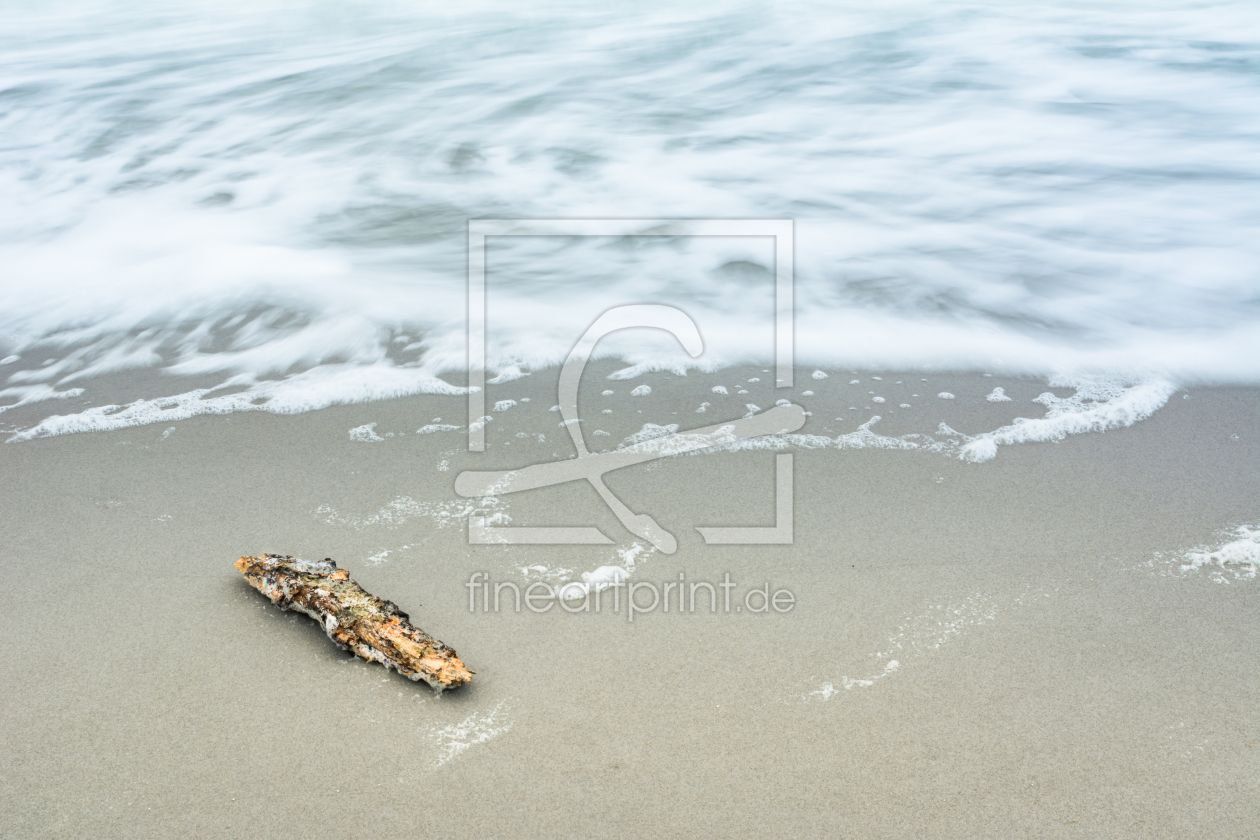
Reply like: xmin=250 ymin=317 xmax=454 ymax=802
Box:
xmin=1 ymin=367 xmax=1257 ymax=838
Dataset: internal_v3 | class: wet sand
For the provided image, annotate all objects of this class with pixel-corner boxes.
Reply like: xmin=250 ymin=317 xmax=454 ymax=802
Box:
xmin=1 ymin=368 xmax=1257 ymax=838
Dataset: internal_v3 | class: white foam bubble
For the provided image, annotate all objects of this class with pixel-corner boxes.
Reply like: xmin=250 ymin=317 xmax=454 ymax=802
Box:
xmin=316 ymin=493 xmax=508 ymax=531
xmin=623 ymin=423 xmax=679 ymax=445
xmin=684 ymin=376 xmax=1174 ymax=464
xmin=0 ymin=383 xmax=84 ymax=417
xmin=428 ymin=701 xmax=512 ymax=767
xmin=364 ymin=544 xmax=415 ymax=565
xmin=416 ymin=423 xmax=460 ymax=434
xmin=959 ymin=376 xmax=1176 ymax=463
xmin=804 ymin=587 xmax=1052 ymax=700
xmin=563 ymin=543 xmax=652 ymax=598
xmin=1179 ymin=525 xmax=1260 ymax=582
xmin=487 ymin=366 xmax=527 ymax=384
xmin=6 ymin=366 xmax=464 ymax=442
xmin=985 ymin=387 xmax=1013 ymax=402
xmin=573 ymin=565 xmax=630 ymax=596
xmin=349 ymin=422 xmax=384 ymax=442
xmin=630 ymin=384 xmax=651 ymax=397
xmin=516 ymin=563 xmax=575 ymax=584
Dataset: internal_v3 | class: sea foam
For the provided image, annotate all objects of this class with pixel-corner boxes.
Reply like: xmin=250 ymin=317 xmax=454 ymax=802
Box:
xmin=2 ymin=1 xmax=1258 ymax=440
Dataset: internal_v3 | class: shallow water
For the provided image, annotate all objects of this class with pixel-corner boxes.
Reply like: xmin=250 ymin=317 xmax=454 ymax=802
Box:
xmin=2 ymin=0 xmax=1259 ymax=434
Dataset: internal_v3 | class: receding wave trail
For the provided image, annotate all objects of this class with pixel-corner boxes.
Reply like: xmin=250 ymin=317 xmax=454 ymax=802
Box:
xmin=1 ymin=0 xmax=1258 ymax=436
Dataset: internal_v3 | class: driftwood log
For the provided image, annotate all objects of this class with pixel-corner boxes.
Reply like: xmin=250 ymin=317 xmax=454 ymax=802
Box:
xmin=235 ymin=554 xmax=472 ymax=692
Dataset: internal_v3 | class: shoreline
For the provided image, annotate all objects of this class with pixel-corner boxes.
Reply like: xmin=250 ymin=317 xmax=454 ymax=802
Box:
xmin=0 ymin=360 xmax=1185 ymax=446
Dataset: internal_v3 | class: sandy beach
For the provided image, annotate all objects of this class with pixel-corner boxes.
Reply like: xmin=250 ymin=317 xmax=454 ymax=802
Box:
xmin=2 ymin=368 xmax=1256 ymax=838
xmin=4 ymin=2 xmax=1260 ymax=836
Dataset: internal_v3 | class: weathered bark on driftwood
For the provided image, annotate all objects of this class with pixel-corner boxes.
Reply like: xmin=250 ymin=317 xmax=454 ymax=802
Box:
xmin=235 ymin=554 xmax=472 ymax=691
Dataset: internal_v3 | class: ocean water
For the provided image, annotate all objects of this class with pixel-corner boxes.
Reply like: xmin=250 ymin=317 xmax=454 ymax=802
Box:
xmin=2 ymin=0 xmax=1259 ymax=438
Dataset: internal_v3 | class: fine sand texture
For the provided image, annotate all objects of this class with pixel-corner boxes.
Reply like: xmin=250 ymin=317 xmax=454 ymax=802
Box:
xmin=1 ymin=368 xmax=1257 ymax=838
